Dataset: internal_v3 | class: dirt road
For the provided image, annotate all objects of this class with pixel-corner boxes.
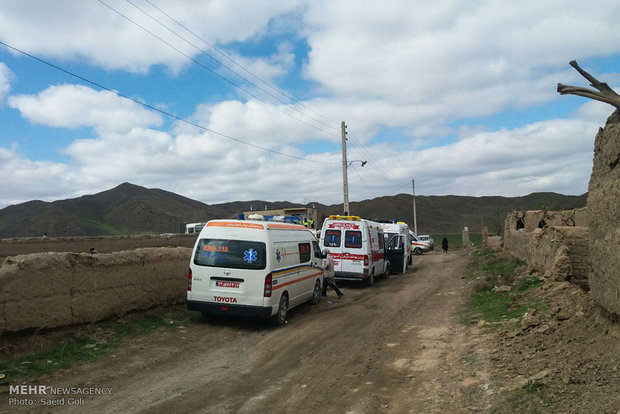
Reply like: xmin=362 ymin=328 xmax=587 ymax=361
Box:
xmin=5 ymin=250 xmax=490 ymax=413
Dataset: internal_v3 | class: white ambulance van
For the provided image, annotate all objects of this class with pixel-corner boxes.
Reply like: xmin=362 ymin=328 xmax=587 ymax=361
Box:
xmin=187 ymin=219 xmax=324 ymax=325
xmin=409 ymin=230 xmax=431 ymax=255
xmin=380 ymin=221 xmax=412 ymax=274
xmin=320 ymin=215 xmax=388 ymax=287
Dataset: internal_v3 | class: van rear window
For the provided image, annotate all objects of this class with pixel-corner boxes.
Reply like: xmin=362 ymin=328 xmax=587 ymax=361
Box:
xmin=345 ymin=230 xmax=363 ymax=248
xmin=194 ymin=239 xmax=266 ymax=270
xmin=385 ymin=233 xmax=402 ymax=250
xmin=324 ymin=230 xmax=341 ymax=247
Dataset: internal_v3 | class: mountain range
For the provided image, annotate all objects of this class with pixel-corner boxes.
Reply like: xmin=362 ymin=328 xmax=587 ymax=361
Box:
xmin=0 ymin=183 xmax=587 ymax=238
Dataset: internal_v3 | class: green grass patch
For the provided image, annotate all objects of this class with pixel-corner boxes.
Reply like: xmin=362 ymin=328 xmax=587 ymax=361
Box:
xmin=77 ymin=217 xmax=128 ymax=235
xmin=515 ymin=276 xmax=544 ymax=292
xmin=500 ymin=382 xmax=551 ymax=413
xmin=0 ymin=307 xmax=199 ymax=383
xmin=430 ymin=233 xmax=482 ymax=249
xmin=462 ymin=250 xmax=545 ymax=327
xmin=466 ymin=291 xmax=525 ymax=323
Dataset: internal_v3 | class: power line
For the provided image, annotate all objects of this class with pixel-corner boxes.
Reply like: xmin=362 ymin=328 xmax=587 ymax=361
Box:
xmin=346 ymin=129 xmax=411 ymax=188
xmin=95 ymin=0 xmax=340 ymax=138
xmin=141 ymin=0 xmax=339 ymax=127
xmin=0 ymin=40 xmax=340 ymax=166
xmin=125 ymin=0 xmax=339 ymax=133
xmin=350 ymin=164 xmax=377 ymax=199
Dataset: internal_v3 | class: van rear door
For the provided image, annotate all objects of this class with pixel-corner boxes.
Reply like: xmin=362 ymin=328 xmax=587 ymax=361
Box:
xmin=341 ymin=228 xmax=365 ymax=274
xmin=191 ymin=238 xmax=267 ymax=307
xmin=323 ymin=227 xmax=343 ymax=272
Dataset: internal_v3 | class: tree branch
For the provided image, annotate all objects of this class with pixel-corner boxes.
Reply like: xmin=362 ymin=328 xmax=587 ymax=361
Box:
xmin=557 ymin=60 xmax=620 ymax=108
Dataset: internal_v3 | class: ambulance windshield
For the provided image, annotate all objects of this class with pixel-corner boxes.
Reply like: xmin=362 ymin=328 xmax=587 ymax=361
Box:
xmin=194 ymin=239 xmax=266 ymax=270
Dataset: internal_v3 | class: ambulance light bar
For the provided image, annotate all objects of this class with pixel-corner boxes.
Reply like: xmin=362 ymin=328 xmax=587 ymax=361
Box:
xmin=328 ymin=215 xmax=362 ymax=221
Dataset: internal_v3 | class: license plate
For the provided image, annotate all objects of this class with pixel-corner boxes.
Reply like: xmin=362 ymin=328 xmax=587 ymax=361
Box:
xmin=215 ymin=281 xmax=240 ymax=288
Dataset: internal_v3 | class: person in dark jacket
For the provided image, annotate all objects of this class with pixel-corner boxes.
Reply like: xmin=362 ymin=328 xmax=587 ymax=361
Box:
xmin=442 ymin=237 xmax=449 ymax=253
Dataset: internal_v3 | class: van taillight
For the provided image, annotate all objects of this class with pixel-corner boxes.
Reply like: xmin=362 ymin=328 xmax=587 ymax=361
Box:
xmin=364 ymin=255 xmax=369 ymax=266
xmin=264 ymin=273 xmax=273 ymax=297
xmin=187 ymin=268 xmax=192 ymax=291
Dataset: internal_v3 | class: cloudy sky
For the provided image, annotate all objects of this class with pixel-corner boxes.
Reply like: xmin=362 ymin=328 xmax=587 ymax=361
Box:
xmin=1 ymin=0 xmax=619 ymax=209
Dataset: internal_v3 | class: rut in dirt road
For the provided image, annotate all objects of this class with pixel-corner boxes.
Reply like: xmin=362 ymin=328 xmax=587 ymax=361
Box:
xmin=11 ymin=251 xmax=479 ymax=414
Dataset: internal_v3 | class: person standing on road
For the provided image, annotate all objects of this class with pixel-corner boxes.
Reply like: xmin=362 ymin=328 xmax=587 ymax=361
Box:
xmin=322 ymin=249 xmax=343 ymax=299
xmin=442 ymin=237 xmax=449 ymax=253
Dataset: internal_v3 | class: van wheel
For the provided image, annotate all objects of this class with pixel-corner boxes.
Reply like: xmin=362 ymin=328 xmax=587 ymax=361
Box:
xmin=408 ymin=255 xmax=412 ymax=265
xmin=366 ymin=271 xmax=375 ymax=287
xmin=310 ymin=280 xmax=321 ymax=304
xmin=414 ymin=247 xmax=422 ymax=255
xmin=271 ymin=294 xmax=288 ymax=326
xmin=382 ymin=263 xmax=390 ymax=279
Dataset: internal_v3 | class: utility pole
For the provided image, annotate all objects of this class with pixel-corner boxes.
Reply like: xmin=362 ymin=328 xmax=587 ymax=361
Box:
xmin=341 ymin=121 xmax=349 ymax=215
xmin=412 ymin=178 xmax=418 ymax=234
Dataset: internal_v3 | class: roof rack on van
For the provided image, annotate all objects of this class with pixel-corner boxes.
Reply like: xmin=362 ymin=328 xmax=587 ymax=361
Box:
xmin=328 ymin=215 xmax=362 ymax=221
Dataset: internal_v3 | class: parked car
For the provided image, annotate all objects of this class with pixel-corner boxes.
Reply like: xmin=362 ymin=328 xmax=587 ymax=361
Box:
xmin=409 ymin=231 xmax=431 ymax=255
xmin=417 ymin=235 xmax=434 ymax=251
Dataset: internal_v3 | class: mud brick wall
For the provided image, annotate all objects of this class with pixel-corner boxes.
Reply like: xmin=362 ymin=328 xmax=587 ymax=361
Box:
xmin=0 ymin=234 xmax=198 ymax=258
xmin=529 ymin=227 xmax=590 ymax=290
xmin=504 ymin=208 xmax=587 ymax=236
xmin=587 ymin=110 xmax=620 ymax=316
xmin=503 ymin=209 xmax=591 ymax=290
xmin=0 ymin=247 xmax=192 ymax=334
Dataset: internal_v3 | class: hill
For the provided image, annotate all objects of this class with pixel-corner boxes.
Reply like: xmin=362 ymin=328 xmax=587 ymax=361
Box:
xmin=0 ymin=183 xmax=587 ymax=238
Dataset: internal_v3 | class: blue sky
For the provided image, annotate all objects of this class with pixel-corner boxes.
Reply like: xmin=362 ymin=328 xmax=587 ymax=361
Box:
xmin=1 ymin=0 xmax=619 ymax=208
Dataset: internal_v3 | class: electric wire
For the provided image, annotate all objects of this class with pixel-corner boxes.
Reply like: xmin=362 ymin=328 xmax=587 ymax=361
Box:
xmin=0 ymin=40 xmax=340 ymax=166
xmin=94 ymin=1 xmax=413 ymax=193
xmin=95 ymin=0 xmax=340 ymax=138
xmin=350 ymin=164 xmax=377 ymax=199
xmin=125 ymin=0 xmax=340 ymax=134
xmin=347 ymin=129 xmax=411 ymax=190
xmin=141 ymin=0 xmax=339 ymax=126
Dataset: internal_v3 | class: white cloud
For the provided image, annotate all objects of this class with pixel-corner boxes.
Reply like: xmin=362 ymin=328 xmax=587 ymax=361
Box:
xmin=222 ymin=43 xmax=296 ymax=86
xmin=1 ymin=1 xmax=618 ymax=210
xmin=174 ymin=98 xmax=339 ymax=147
xmin=0 ymin=97 xmax=604 ymax=208
xmin=7 ymin=84 xmax=162 ymax=133
xmin=0 ymin=147 xmax=72 ymax=205
xmin=0 ymin=0 xmax=303 ymax=74
xmin=0 ymin=62 xmax=12 ymax=103
xmin=301 ymin=0 xmax=620 ymax=123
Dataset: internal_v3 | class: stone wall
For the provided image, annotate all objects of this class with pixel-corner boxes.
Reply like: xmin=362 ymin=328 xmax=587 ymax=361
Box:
xmin=0 ymin=234 xmax=198 ymax=258
xmin=0 ymin=247 xmax=191 ymax=334
xmin=587 ymin=110 xmax=620 ymax=317
xmin=503 ymin=209 xmax=590 ymax=290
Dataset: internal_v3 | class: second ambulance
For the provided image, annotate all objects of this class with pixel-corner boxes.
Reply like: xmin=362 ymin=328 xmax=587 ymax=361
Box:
xmin=320 ymin=215 xmax=388 ymax=287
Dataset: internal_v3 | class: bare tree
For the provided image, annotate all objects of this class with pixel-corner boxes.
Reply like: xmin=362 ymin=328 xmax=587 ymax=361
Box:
xmin=486 ymin=211 xmax=505 ymax=236
xmin=557 ymin=60 xmax=620 ymax=108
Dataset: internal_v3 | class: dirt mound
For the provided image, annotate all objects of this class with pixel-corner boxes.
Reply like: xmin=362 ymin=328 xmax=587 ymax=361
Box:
xmin=488 ymin=276 xmax=620 ymax=413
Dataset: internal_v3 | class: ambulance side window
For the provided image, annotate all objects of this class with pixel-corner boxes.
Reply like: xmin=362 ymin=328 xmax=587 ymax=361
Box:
xmin=299 ymin=243 xmax=311 ymax=263
xmin=312 ymin=241 xmax=322 ymax=258
xmin=324 ymin=230 xmax=341 ymax=247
